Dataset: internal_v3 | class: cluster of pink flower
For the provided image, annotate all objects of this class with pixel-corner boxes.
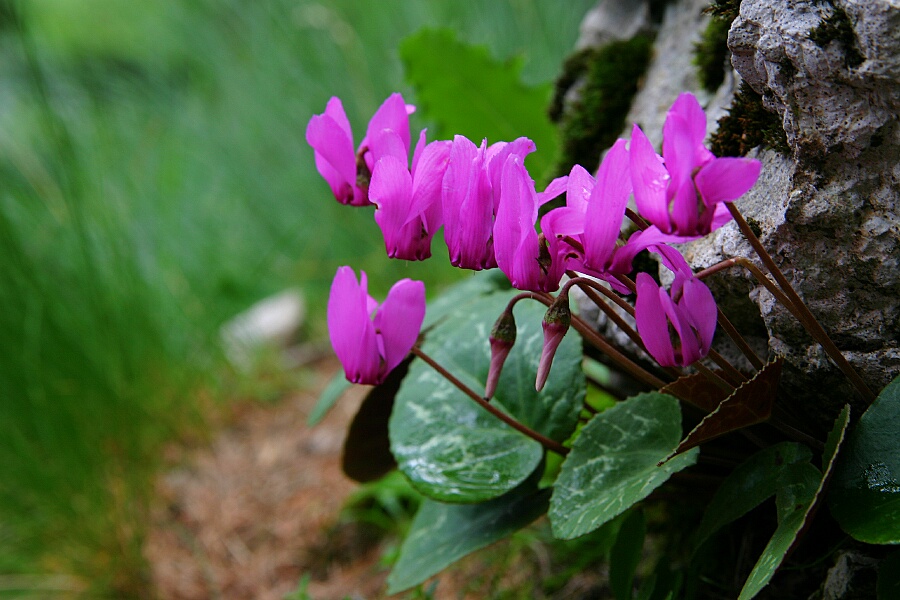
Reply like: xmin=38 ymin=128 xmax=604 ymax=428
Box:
xmin=309 ymin=92 xmax=761 ymax=385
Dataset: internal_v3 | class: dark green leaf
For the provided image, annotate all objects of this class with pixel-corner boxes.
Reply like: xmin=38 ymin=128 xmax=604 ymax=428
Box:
xmin=401 ymin=28 xmax=560 ymax=180
xmin=341 ymin=357 xmax=411 ymax=483
xmin=610 ymin=508 xmax=646 ymax=600
xmin=739 ymin=462 xmax=821 ymax=600
xmin=739 ymin=407 xmax=850 ymax=599
xmin=390 ymin=292 xmax=584 ymax=502
xmin=386 ymin=467 xmax=550 ymax=594
xmin=829 ymin=376 xmax=900 ymax=544
xmin=694 ymin=442 xmax=813 ymax=553
xmin=549 ymin=392 xmax=698 ymax=540
xmin=307 ymin=370 xmax=352 ymax=426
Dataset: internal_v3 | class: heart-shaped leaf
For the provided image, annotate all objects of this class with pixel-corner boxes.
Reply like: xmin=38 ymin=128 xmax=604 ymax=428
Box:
xmin=400 ymin=28 xmax=559 ymax=179
xmin=828 ymin=375 xmax=900 ymax=544
xmin=422 ymin=270 xmax=509 ymax=331
xmin=390 ymin=292 xmax=584 ymax=502
xmin=386 ymin=466 xmax=549 ymax=595
xmin=549 ymin=392 xmax=698 ymax=540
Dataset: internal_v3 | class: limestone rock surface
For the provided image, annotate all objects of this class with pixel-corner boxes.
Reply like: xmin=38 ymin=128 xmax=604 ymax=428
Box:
xmin=574 ymin=0 xmax=900 ymax=422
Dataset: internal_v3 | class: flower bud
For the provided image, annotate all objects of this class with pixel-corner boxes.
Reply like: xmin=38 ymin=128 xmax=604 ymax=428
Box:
xmin=536 ymin=290 xmax=571 ymax=392
xmin=485 ymin=306 xmax=517 ymax=399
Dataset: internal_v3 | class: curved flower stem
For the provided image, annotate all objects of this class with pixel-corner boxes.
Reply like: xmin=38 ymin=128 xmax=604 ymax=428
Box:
xmin=696 ymin=257 xmax=798 ymax=314
xmin=410 ymin=345 xmax=570 ymax=456
xmin=562 ymin=275 xmax=646 ymax=352
xmin=716 ymin=308 xmax=766 ymax=371
xmin=726 ymin=203 xmax=875 ymax=403
xmin=706 ymin=351 xmax=747 ymax=386
xmin=523 ymin=291 xmax=669 ymax=389
xmin=694 ymin=361 xmax=736 ymax=394
xmin=625 ymin=207 xmax=650 ymax=230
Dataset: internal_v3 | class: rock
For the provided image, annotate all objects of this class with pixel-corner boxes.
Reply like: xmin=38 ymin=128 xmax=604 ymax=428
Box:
xmin=711 ymin=0 xmax=899 ymax=420
xmin=221 ymin=289 xmax=306 ymax=370
xmin=575 ymin=0 xmax=652 ymax=51
xmin=571 ymin=0 xmax=900 ymax=419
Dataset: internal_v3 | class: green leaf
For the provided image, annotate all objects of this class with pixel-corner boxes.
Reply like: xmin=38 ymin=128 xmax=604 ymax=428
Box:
xmin=400 ymin=28 xmax=560 ymax=180
xmin=422 ymin=270 xmax=509 ymax=331
xmin=829 ymin=376 xmax=900 ymax=544
xmin=738 ymin=463 xmax=821 ymax=600
xmin=693 ymin=442 xmax=813 ymax=553
xmin=386 ymin=467 xmax=550 ymax=595
xmin=738 ymin=407 xmax=850 ymax=599
xmin=610 ymin=508 xmax=646 ymax=600
xmin=390 ymin=292 xmax=584 ymax=502
xmin=307 ymin=371 xmax=352 ymax=426
xmin=549 ymin=392 xmax=698 ymax=540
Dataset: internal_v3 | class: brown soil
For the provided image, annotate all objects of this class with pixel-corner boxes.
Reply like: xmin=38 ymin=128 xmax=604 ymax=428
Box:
xmin=144 ymin=361 xmax=390 ymax=600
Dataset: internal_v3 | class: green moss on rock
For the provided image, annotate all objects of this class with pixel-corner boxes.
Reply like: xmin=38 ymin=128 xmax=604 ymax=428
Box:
xmin=550 ymin=35 xmax=653 ymax=176
xmin=809 ymin=5 xmax=864 ymax=69
xmin=694 ymin=14 xmax=732 ymax=93
xmin=709 ymin=81 xmax=790 ymax=157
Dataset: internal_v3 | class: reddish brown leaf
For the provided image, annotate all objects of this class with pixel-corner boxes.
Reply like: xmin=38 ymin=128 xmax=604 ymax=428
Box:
xmin=661 ymin=357 xmax=784 ymax=463
xmin=661 ymin=372 xmax=730 ymax=412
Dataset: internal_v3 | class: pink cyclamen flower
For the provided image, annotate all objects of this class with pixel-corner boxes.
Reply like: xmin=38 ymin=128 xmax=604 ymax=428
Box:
xmin=540 ymin=138 xmax=633 ymax=291
xmin=634 ymin=262 xmax=717 ymax=368
xmin=441 ymin=135 xmax=536 ymax=270
xmin=369 ymin=131 xmax=451 ymax=260
xmin=327 ymin=266 xmax=425 ymax=385
xmin=494 ymin=154 xmax=568 ymax=292
xmin=630 ymin=92 xmax=761 ymax=237
xmin=306 ymin=93 xmax=413 ymax=206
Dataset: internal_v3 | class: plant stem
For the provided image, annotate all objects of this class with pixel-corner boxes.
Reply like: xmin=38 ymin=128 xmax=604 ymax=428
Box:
xmin=563 ymin=276 xmax=645 ymax=352
xmin=411 ymin=346 xmax=570 ymax=456
xmin=695 ymin=362 xmax=735 ymax=394
xmin=706 ymin=350 xmax=747 ymax=385
xmin=726 ymin=203 xmax=875 ymax=403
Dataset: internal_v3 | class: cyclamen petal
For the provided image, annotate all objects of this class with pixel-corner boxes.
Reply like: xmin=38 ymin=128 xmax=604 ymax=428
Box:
xmin=363 ymin=93 xmax=412 ymax=167
xmin=634 ymin=267 xmax=718 ymax=368
xmin=375 ymin=278 xmax=427 ymax=375
xmin=583 ymin=138 xmax=631 ymax=273
xmin=328 ymin=267 xmax=381 ymax=383
xmin=307 ymin=93 xmax=414 ymax=207
xmin=442 ymin=135 xmax=534 ymax=271
xmin=369 ymin=135 xmax=451 ymax=261
xmin=694 ymin=157 xmax=762 ymax=206
xmin=369 ymin=156 xmax=417 ymax=258
xmin=629 ymin=124 xmax=671 ymax=231
xmin=635 ymin=273 xmax=677 ymax=367
xmin=628 ymin=92 xmax=759 ymax=238
xmin=327 ymin=267 xmax=425 ymax=385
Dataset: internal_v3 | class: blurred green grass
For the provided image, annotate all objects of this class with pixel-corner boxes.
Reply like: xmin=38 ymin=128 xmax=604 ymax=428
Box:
xmin=0 ymin=0 xmax=593 ymax=596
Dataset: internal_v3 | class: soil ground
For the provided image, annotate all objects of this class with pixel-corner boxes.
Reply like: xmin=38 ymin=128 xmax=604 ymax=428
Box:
xmin=144 ymin=360 xmax=392 ymax=600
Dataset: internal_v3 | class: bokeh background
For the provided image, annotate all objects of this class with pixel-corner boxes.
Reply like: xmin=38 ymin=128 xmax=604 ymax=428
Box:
xmin=0 ymin=0 xmax=595 ymax=596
